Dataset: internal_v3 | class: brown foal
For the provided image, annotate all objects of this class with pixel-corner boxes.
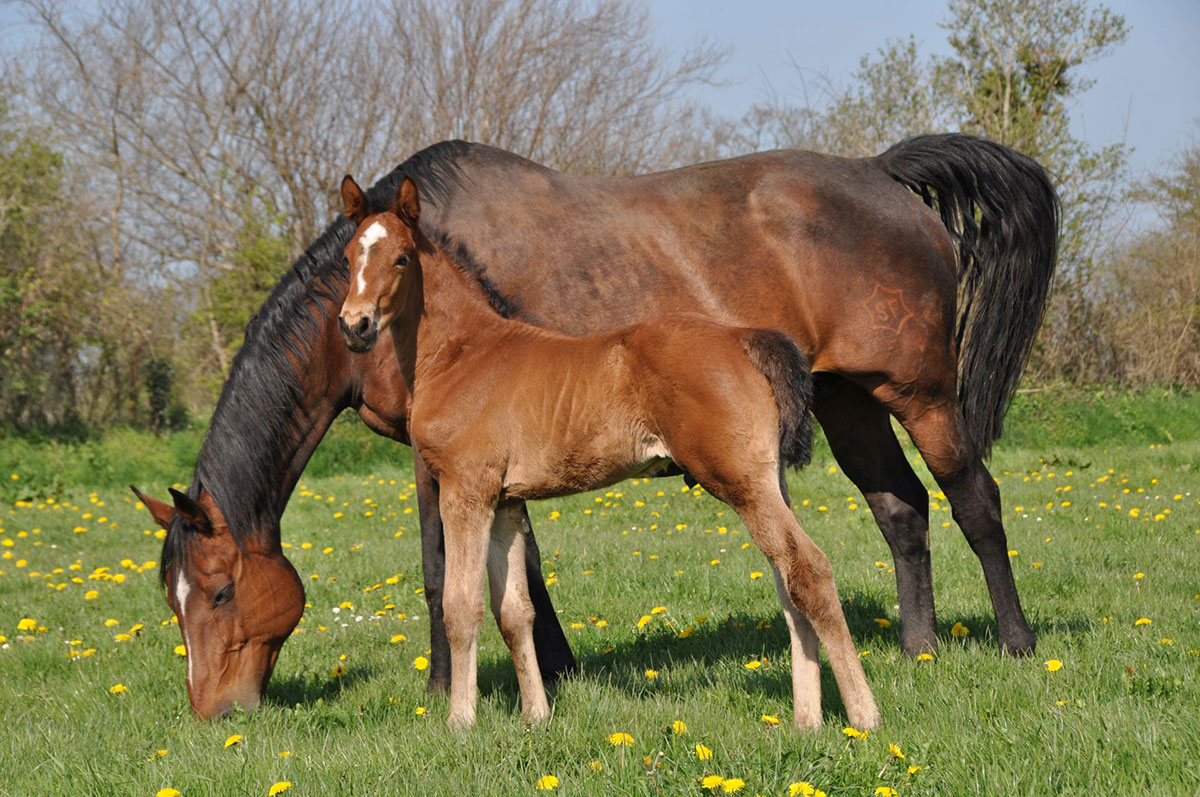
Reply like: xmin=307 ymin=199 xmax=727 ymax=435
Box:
xmin=337 ymin=174 xmax=879 ymax=731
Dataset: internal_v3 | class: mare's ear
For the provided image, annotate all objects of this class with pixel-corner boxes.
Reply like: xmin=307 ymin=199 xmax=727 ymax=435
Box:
xmin=341 ymin=175 xmax=368 ymax=224
xmin=395 ymin=177 xmax=420 ymax=227
xmin=168 ymin=488 xmax=213 ymax=535
xmin=131 ymin=486 xmax=175 ymax=529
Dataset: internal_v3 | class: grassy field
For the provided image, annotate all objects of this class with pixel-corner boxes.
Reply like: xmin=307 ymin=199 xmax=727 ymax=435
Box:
xmin=1 ymin=397 xmax=1198 ymax=795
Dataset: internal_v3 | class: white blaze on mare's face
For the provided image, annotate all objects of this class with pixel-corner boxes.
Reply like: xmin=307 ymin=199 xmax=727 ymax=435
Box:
xmin=355 ymin=221 xmax=389 ymax=297
xmin=175 ymin=571 xmax=194 ymax=690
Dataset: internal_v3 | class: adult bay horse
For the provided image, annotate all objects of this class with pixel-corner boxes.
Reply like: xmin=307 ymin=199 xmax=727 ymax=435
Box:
xmin=138 ymin=133 xmax=1056 ymax=718
xmin=337 ymin=174 xmax=879 ymax=730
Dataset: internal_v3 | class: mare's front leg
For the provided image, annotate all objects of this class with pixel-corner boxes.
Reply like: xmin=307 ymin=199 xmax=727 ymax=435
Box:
xmin=439 ymin=481 xmax=496 ymax=729
xmin=414 ymin=451 xmax=452 ymax=694
xmin=490 ymin=503 xmax=551 ymax=723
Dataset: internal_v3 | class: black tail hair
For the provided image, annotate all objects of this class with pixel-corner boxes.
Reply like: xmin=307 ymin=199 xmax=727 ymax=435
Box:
xmin=741 ymin=329 xmax=814 ymax=470
xmin=878 ymin=133 xmax=1059 ymax=457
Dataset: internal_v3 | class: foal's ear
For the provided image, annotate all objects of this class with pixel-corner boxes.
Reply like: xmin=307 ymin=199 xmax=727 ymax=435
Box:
xmin=131 ymin=486 xmax=175 ymax=530
xmin=168 ymin=488 xmax=213 ymax=535
xmin=341 ymin=175 xmax=368 ymax=225
xmin=395 ymin=177 xmax=420 ymax=227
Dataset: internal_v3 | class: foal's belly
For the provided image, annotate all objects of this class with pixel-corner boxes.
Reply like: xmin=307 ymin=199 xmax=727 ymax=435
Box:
xmin=500 ymin=432 xmax=678 ymax=501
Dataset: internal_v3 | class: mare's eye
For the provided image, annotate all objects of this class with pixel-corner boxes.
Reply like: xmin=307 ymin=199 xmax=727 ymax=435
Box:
xmin=395 ymin=255 xmax=409 ymax=268
xmin=212 ymin=584 xmax=234 ymax=608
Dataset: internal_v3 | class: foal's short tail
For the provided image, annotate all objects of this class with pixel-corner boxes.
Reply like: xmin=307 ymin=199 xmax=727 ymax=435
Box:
xmin=740 ymin=329 xmax=814 ymax=470
xmin=878 ymin=133 xmax=1059 ymax=458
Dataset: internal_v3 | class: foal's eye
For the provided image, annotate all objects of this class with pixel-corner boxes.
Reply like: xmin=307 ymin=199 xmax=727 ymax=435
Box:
xmin=395 ymin=255 xmax=409 ymax=268
xmin=212 ymin=584 xmax=234 ymax=608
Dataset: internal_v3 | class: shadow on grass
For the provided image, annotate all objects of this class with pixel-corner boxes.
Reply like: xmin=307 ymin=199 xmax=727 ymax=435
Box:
xmin=266 ymin=666 xmax=377 ymax=709
xmin=473 ymin=593 xmax=1097 ymax=723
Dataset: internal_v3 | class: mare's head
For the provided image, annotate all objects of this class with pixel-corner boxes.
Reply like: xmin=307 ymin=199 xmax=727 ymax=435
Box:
xmin=338 ymin=174 xmax=421 ymax=353
xmin=133 ymin=485 xmax=304 ymax=719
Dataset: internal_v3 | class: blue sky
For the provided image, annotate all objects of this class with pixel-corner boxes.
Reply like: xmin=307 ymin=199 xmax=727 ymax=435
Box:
xmin=648 ymin=0 xmax=1200 ymax=177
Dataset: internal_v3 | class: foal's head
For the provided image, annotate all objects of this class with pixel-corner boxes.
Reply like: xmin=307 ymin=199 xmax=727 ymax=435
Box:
xmin=134 ymin=486 xmax=304 ymax=719
xmin=338 ymin=174 xmax=421 ymax=353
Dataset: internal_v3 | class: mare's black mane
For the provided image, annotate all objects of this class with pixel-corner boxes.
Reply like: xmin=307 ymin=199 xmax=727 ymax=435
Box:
xmin=161 ymin=140 xmax=482 ymax=581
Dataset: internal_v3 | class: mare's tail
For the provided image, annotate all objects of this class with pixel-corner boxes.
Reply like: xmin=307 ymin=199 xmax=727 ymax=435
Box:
xmin=740 ymin=329 xmax=814 ymax=470
xmin=877 ymin=133 xmax=1059 ymax=457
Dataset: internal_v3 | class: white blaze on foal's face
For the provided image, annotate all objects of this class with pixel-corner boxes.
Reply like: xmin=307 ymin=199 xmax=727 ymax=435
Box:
xmin=355 ymin=221 xmax=389 ymax=297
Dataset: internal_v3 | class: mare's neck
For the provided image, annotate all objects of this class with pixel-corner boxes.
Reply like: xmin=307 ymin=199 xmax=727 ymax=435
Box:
xmin=391 ymin=235 xmax=511 ymax=389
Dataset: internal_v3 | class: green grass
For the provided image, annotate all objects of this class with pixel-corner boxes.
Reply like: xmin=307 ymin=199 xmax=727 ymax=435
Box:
xmin=1 ymin=406 xmax=1198 ymax=794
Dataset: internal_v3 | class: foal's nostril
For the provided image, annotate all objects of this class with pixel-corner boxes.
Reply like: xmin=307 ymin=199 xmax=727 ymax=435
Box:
xmin=338 ymin=316 xmax=352 ymax=339
xmin=353 ymin=316 xmax=371 ymax=338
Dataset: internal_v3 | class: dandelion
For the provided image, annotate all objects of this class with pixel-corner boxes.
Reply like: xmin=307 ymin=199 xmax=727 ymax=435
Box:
xmin=109 ymin=683 xmax=128 ymax=695
xmin=788 ymin=783 xmax=816 ymax=797
xmin=1135 ymin=617 xmax=1152 ymax=626
xmin=907 ymin=765 xmax=922 ymax=775
xmin=950 ymin=621 xmax=970 ymax=638
xmin=413 ymin=655 xmax=430 ymax=670
xmin=743 ymin=660 xmax=762 ymax=670
xmin=916 ymin=652 xmax=934 ymax=662
xmin=588 ymin=760 xmax=603 ymax=772
xmin=750 ymin=571 xmax=763 ymax=579
xmin=672 ymin=719 xmax=687 ymax=735
xmin=637 ymin=614 xmax=652 ymax=629
xmin=722 ymin=778 xmax=745 ymax=793
xmin=888 ymin=743 xmax=905 ymax=760
xmin=1044 ymin=659 xmax=1063 ymax=672
xmin=415 ymin=706 xmax=426 ymax=716
xmin=16 ymin=618 xmax=36 ymax=632
xmin=535 ymin=775 xmax=560 ymax=791
xmin=268 ymin=782 xmax=292 ymax=796
xmin=155 ymin=789 xmax=181 ymax=797
xmin=761 ymin=714 xmax=780 ymax=726
xmin=701 ymin=774 xmax=725 ymax=789
xmin=695 ymin=743 xmax=713 ymax=760
xmin=390 ymin=633 xmax=407 ymax=643
xmin=84 ymin=590 xmax=99 ymax=600
xmin=842 ymin=727 xmax=868 ymax=740
xmin=875 ymin=788 xmax=897 ymax=797
xmin=607 ymin=732 xmax=634 ymax=746
xmin=874 ymin=618 xmax=891 ymax=628
xmin=651 ymin=606 xmax=668 ymax=614
xmin=645 ymin=668 xmax=658 ymax=679
xmin=278 ymin=751 xmax=291 ymax=758
xmin=224 ymin=734 xmax=243 ymax=748
xmin=175 ymin=644 xmax=187 ymax=657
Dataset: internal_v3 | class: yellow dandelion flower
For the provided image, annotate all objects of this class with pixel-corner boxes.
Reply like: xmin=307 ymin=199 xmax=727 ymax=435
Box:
xmin=788 ymin=783 xmax=816 ymax=797
xmin=1135 ymin=617 xmax=1152 ymax=626
xmin=607 ymin=732 xmax=634 ymax=746
xmin=722 ymin=778 xmax=745 ymax=793
xmin=415 ymin=706 xmax=426 ymax=715
xmin=672 ymin=719 xmax=687 ymax=735
xmin=842 ymin=726 xmax=867 ymax=739
xmin=645 ymin=668 xmax=658 ymax=679
xmin=413 ymin=655 xmax=429 ymax=670
xmin=651 ymin=606 xmax=667 ymax=614
xmin=278 ymin=751 xmax=291 ymax=758
xmin=743 ymin=660 xmax=762 ymax=670
xmin=223 ymin=734 xmax=243 ymax=748
xmin=1133 ymin=572 xmax=1144 ymax=579
xmin=888 ymin=743 xmax=905 ymax=760
xmin=268 ymin=782 xmax=292 ymax=796
xmin=1044 ymin=659 xmax=1063 ymax=672
xmin=907 ymin=765 xmax=922 ymax=775
xmin=155 ymin=789 xmax=181 ymax=797
xmin=109 ymin=683 xmax=128 ymax=694
xmin=678 ymin=625 xmax=695 ymax=639
xmin=916 ymin=652 xmax=933 ymax=662
xmin=874 ymin=618 xmax=891 ymax=628
xmin=761 ymin=714 xmax=780 ymax=726
xmin=750 ymin=571 xmax=763 ymax=579
xmin=875 ymin=788 xmax=897 ymax=797
xmin=84 ymin=590 xmax=99 ymax=600
xmin=701 ymin=774 xmax=725 ymax=789
xmin=637 ymin=614 xmax=652 ymax=629
xmin=535 ymin=774 xmax=559 ymax=791
xmin=588 ymin=760 xmax=603 ymax=772
xmin=695 ymin=743 xmax=713 ymax=760
xmin=950 ymin=621 xmax=970 ymax=638
xmin=16 ymin=617 xmax=36 ymax=632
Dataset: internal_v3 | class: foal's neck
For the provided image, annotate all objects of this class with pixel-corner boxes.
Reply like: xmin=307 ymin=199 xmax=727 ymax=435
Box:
xmin=392 ymin=234 xmax=512 ymax=387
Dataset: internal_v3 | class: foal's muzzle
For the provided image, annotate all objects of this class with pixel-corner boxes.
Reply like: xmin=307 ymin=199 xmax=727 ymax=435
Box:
xmin=339 ymin=314 xmax=378 ymax=352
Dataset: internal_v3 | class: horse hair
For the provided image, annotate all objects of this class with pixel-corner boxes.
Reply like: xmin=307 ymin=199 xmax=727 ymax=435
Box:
xmin=740 ymin=329 xmax=814 ymax=470
xmin=162 ymin=141 xmax=487 ymax=581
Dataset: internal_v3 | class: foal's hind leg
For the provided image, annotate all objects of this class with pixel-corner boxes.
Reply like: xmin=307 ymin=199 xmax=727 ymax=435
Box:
xmin=488 ymin=503 xmax=551 ymax=724
xmin=815 ymin=376 xmax=938 ymax=655
xmin=890 ymin=399 xmax=1035 ymax=655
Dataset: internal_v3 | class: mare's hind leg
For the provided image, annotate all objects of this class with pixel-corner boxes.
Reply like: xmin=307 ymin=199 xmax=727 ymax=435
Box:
xmin=488 ymin=503 xmax=551 ymax=724
xmin=814 ymin=375 xmax=937 ymax=655
xmin=888 ymin=398 xmax=1035 ymax=655
xmin=516 ymin=504 xmax=579 ymax=679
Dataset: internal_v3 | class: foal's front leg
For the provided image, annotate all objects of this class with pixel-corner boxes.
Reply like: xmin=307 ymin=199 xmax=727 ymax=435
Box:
xmin=489 ymin=502 xmax=551 ymax=724
xmin=439 ymin=488 xmax=495 ymax=729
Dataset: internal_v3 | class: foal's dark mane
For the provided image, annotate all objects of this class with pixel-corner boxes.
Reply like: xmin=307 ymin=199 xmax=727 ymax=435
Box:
xmin=161 ymin=140 xmax=487 ymax=581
